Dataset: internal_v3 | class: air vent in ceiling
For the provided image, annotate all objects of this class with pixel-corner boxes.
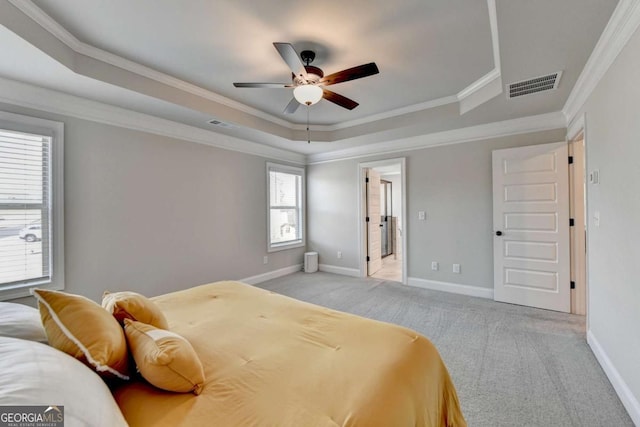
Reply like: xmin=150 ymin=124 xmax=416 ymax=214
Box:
xmin=207 ymin=119 xmax=234 ymax=129
xmin=507 ymin=71 xmax=562 ymax=98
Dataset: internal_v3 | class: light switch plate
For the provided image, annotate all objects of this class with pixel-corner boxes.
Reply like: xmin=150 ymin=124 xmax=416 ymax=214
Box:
xmin=418 ymin=211 xmax=426 ymax=220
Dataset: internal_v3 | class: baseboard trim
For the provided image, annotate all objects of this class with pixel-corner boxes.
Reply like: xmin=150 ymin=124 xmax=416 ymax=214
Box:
xmin=318 ymin=264 xmax=361 ymax=277
xmin=240 ymin=264 xmax=302 ymax=285
xmin=407 ymin=277 xmax=494 ymax=299
xmin=587 ymin=330 xmax=640 ymax=425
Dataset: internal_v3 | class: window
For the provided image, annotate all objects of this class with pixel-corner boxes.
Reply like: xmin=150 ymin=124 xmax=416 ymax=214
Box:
xmin=267 ymin=162 xmax=305 ymax=252
xmin=0 ymin=112 xmax=64 ymax=300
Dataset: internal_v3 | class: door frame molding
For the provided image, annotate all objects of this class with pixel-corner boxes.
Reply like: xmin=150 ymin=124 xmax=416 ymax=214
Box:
xmin=567 ymin=113 xmax=589 ymax=327
xmin=357 ymin=158 xmax=407 ymax=284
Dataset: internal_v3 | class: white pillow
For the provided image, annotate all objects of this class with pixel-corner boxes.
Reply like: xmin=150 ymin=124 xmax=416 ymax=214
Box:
xmin=0 ymin=302 xmax=48 ymax=342
xmin=0 ymin=337 xmax=128 ymax=426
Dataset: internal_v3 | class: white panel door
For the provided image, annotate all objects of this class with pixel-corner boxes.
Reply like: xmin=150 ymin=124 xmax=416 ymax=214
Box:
xmin=492 ymin=142 xmax=570 ymax=312
xmin=366 ymin=169 xmax=382 ymax=275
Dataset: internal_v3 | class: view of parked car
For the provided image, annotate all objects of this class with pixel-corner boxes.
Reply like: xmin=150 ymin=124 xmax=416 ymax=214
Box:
xmin=19 ymin=223 xmax=42 ymax=242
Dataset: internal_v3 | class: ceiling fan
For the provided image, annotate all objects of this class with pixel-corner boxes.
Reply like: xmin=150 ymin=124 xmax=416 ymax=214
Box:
xmin=234 ymin=42 xmax=379 ymax=114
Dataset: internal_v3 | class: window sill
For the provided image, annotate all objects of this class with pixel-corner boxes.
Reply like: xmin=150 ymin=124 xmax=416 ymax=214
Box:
xmin=268 ymin=240 xmax=305 ymax=253
xmin=0 ymin=281 xmax=64 ymax=302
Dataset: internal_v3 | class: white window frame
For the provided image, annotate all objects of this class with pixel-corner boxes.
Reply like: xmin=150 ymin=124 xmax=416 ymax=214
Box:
xmin=0 ymin=111 xmax=64 ymax=300
xmin=266 ymin=162 xmax=305 ymax=252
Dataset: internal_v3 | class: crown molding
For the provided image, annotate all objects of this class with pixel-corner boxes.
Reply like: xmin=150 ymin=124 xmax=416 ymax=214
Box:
xmin=0 ymin=76 xmax=305 ymax=165
xmin=0 ymin=75 xmax=568 ymax=167
xmin=293 ymin=95 xmax=459 ymax=132
xmin=563 ymin=0 xmax=640 ymax=124
xmin=457 ymin=68 xmax=502 ymax=114
xmin=306 ymin=111 xmax=567 ymax=164
xmin=457 ymin=69 xmax=501 ymax=101
xmin=456 ymin=0 xmax=502 ymax=115
xmin=487 ymin=0 xmax=501 ymax=71
xmin=6 ymin=0 xmax=505 ymax=139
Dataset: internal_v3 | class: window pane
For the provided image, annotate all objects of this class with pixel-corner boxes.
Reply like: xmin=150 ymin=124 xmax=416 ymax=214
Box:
xmin=0 ymin=129 xmax=51 ymax=287
xmin=0 ymin=133 xmax=46 ymax=204
xmin=0 ymin=209 xmax=47 ymax=284
xmin=270 ymin=208 xmax=300 ymax=244
xmin=270 ymin=171 xmax=299 ymax=206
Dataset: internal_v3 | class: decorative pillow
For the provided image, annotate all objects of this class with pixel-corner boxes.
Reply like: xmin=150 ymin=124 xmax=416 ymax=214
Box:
xmin=33 ymin=289 xmax=129 ymax=380
xmin=0 ymin=302 xmax=48 ymax=343
xmin=0 ymin=336 xmax=128 ymax=426
xmin=102 ymin=291 xmax=169 ymax=329
xmin=124 ymin=319 xmax=204 ymax=394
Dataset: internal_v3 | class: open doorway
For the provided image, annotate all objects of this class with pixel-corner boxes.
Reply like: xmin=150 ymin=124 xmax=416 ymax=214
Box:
xmin=358 ymin=158 xmax=407 ymax=284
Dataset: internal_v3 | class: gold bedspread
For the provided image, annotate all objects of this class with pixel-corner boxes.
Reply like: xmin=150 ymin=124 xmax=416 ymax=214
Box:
xmin=113 ymin=281 xmax=466 ymax=426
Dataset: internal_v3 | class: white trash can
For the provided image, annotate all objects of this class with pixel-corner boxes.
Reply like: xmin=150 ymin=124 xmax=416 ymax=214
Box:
xmin=304 ymin=252 xmax=318 ymax=273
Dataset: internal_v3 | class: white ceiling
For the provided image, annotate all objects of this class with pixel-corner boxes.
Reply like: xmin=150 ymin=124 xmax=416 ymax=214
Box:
xmin=0 ymin=0 xmax=620 ymax=156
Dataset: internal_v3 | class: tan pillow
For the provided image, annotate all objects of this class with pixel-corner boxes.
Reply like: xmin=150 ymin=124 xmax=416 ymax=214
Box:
xmin=124 ymin=319 xmax=204 ymax=394
xmin=102 ymin=291 xmax=169 ymax=329
xmin=33 ymin=289 xmax=129 ymax=380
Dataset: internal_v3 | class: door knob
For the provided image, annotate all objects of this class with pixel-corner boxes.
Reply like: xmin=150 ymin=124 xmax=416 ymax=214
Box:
xmin=495 ymin=231 xmax=503 ymax=236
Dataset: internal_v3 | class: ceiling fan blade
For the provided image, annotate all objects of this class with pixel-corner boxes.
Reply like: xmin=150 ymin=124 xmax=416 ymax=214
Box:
xmin=319 ymin=62 xmax=379 ymax=86
xmin=283 ymin=97 xmax=300 ymax=114
xmin=233 ymin=83 xmax=291 ymax=88
xmin=322 ymin=89 xmax=359 ymax=110
xmin=273 ymin=42 xmax=307 ymax=78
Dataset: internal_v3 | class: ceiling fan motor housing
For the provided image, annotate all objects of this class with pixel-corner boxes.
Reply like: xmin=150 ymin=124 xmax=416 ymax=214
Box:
xmin=292 ymin=65 xmax=324 ymax=86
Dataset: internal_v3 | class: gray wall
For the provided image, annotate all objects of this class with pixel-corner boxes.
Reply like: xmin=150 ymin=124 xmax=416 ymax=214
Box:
xmin=1 ymin=103 xmax=304 ymax=304
xmin=307 ymin=128 xmax=566 ymax=287
xmin=575 ymin=26 xmax=640 ymax=413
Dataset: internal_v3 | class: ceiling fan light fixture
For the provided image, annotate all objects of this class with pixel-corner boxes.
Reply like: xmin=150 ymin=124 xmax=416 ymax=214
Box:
xmin=293 ymin=84 xmax=323 ymax=106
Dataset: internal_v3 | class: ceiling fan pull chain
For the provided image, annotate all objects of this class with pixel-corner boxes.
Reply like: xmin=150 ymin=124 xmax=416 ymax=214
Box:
xmin=307 ymin=105 xmax=311 ymax=144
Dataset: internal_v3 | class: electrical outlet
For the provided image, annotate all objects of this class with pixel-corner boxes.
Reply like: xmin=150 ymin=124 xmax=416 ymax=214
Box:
xmin=418 ymin=211 xmax=426 ymax=220
xmin=337 ymin=251 xmax=342 ymax=259
xmin=263 ymin=256 xmax=268 ymax=265
xmin=453 ymin=263 xmax=461 ymax=274
xmin=431 ymin=261 xmax=439 ymax=271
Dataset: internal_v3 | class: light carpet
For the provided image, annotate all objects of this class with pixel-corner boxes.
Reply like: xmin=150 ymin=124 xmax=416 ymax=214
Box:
xmin=256 ymin=272 xmax=633 ymax=427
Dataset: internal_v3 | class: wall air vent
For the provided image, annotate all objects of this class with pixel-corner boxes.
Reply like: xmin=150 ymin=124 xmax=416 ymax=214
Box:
xmin=507 ymin=71 xmax=562 ymax=98
xmin=207 ymin=119 xmax=234 ymax=128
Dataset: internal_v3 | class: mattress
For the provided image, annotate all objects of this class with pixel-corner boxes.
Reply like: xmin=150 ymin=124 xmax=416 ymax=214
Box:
xmin=113 ymin=281 xmax=466 ymax=426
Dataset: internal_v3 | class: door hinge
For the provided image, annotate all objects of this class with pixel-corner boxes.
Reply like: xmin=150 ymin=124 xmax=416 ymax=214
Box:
xmin=568 ymin=156 xmax=574 ymax=164
xmin=365 ymin=177 xmax=369 ymax=183
xmin=366 ymin=217 xmax=370 ymax=222
xmin=366 ymin=256 xmax=370 ymax=262
xmin=570 ymin=281 xmax=576 ymax=289
xmin=570 ymin=218 xmax=575 ymax=227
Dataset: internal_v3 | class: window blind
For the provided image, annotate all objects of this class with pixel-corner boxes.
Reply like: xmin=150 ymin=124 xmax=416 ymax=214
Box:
xmin=0 ymin=128 xmax=52 ymax=288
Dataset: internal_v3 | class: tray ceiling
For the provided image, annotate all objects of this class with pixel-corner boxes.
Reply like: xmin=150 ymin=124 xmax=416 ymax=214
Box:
xmin=0 ymin=0 xmax=620 ymax=155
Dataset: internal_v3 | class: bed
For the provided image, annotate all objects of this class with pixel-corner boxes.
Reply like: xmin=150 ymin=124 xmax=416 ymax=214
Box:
xmin=112 ymin=281 xmax=466 ymax=426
